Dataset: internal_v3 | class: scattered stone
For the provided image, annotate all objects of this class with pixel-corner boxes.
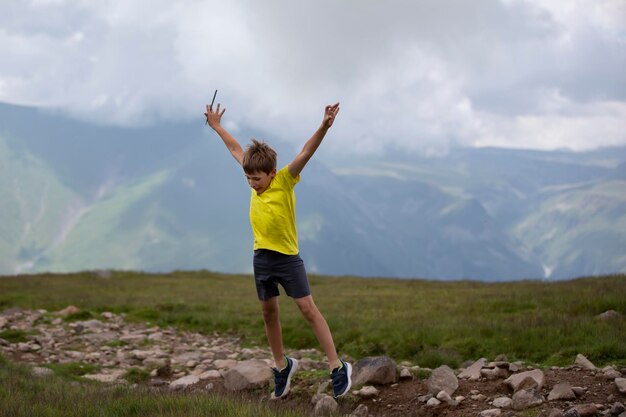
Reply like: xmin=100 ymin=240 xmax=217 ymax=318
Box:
xmin=549 ymin=382 xmax=577 ymax=401
xmin=575 ymin=354 xmax=597 ymax=371
xmin=352 ymin=355 xmax=398 ymax=386
xmin=493 ymin=396 xmax=512 ymax=408
xmin=603 ymin=368 xmax=622 ymax=380
xmin=213 ymin=359 xmax=238 ymax=370
xmin=357 ymin=386 xmax=379 ymax=398
xmin=512 ymin=389 xmax=544 ymax=410
xmin=223 ymin=360 xmax=272 ymax=391
xmin=350 ymin=404 xmax=369 ymax=417
xmin=548 ymin=408 xmax=565 ymax=417
xmin=32 ymin=366 xmax=54 ymax=377
xmin=479 ymin=409 xmax=502 ymax=417
xmin=610 ymin=403 xmax=625 ymax=415
xmin=83 ymin=369 xmax=126 ymax=384
xmin=418 ymin=394 xmax=433 ymax=403
xmin=596 ymin=310 xmax=621 ymax=321
xmin=436 ymin=390 xmax=452 ymax=403
xmin=399 ymin=367 xmax=413 ymax=380
xmin=615 ymin=378 xmax=626 ymax=394
xmin=427 ymin=365 xmax=458 ymax=396
xmin=57 ymin=305 xmax=80 ymax=316
xmin=169 ymin=375 xmax=200 ymax=390
xmin=572 ymin=386 xmax=586 ymax=397
xmin=472 ymin=394 xmax=489 ymax=401
xmin=459 ymin=358 xmax=486 ymax=380
xmin=199 ymin=370 xmax=221 ymax=380
xmin=504 ymin=369 xmax=545 ymax=392
xmin=313 ymin=395 xmax=338 ymax=416
xmin=426 ymin=397 xmax=441 ymax=407
xmin=481 ymin=367 xmax=510 ymax=380
xmin=564 ymin=403 xmax=599 ymax=417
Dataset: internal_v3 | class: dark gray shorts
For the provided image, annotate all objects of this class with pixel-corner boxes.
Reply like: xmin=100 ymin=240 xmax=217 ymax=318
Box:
xmin=253 ymin=249 xmax=311 ymax=301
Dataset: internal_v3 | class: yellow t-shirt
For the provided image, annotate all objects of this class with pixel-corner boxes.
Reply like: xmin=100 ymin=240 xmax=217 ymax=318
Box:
xmin=250 ymin=166 xmax=300 ymax=255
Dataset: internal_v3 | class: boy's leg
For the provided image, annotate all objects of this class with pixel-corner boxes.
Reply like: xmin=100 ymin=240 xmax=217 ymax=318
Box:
xmin=293 ymin=295 xmax=340 ymax=370
xmin=260 ymin=296 xmax=286 ymax=369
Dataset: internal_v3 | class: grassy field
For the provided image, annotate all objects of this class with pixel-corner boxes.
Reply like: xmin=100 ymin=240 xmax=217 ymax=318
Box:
xmin=0 ymin=354 xmax=303 ymax=417
xmin=1 ymin=271 xmax=625 ymax=368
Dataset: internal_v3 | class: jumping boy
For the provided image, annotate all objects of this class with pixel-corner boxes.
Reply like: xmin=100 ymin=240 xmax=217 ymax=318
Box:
xmin=204 ymin=100 xmax=352 ymax=399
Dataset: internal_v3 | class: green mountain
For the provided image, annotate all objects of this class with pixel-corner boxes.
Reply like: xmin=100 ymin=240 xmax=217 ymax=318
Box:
xmin=1 ymin=103 xmax=624 ymax=280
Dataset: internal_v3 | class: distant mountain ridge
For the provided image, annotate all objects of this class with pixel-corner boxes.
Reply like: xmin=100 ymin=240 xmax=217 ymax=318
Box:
xmin=1 ymin=103 xmax=625 ymax=280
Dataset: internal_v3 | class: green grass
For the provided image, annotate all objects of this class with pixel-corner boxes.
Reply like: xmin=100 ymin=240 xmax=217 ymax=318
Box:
xmin=0 ymin=271 xmax=625 ymax=367
xmin=0 ymin=329 xmax=38 ymax=343
xmin=0 ymin=354 xmax=304 ymax=417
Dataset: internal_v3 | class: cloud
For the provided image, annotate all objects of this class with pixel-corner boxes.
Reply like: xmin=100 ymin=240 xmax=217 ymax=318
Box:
xmin=0 ymin=0 xmax=624 ymax=153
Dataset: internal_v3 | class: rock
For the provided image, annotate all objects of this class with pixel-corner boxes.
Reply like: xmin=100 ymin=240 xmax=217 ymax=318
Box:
xmin=426 ymin=397 xmax=441 ymax=407
xmin=572 ymin=386 xmax=586 ymax=397
xmin=357 ymin=386 xmax=379 ymax=398
xmin=223 ymin=360 xmax=272 ymax=391
xmin=596 ymin=310 xmax=621 ymax=321
xmin=493 ymin=397 xmax=512 ymax=408
xmin=459 ymin=358 xmax=486 ymax=380
xmin=427 ymin=365 xmax=458 ymax=396
xmin=57 ymin=305 xmax=80 ymax=316
xmin=563 ymin=404 xmax=599 ymax=417
xmin=314 ymin=395 xmax=338 ymax=416
xmin=548 ymin=408 xmax=565 ymax=417
xmin=169 ymin=375 xmax=200 ymax=390
xmin=504 ymin=369 xmax=545 ymax=392
xmin=352 ymin=355 xmax=398 ymax=386
xmin=32 ymin=366 xmax=54 ymax=377
xmin=199 ymin=370 xmax=221 ymax=380
xmin=399 ymin=367 xmax=413 ymax=380
xmin=213 ymin=359 xmax=238 ymax=370
xmin=119 ymin=333 xmax=147 ymax=344
xmin=549 ymin=382 xmax=577 ymax=401
xmin=479 ymin=409 xmax=502 ymax=417
xmin=615 ymin=378 xmax=626 ymax=394
xmin=0 ymin=317 xmax=8 ymax=329
xmin=575 ymin=354 xmax=597 ymax=371
xmin=350 ymin=404 xmax=369 ymax=417
xmin=512 ymin=389 xmax=544 ymax=410
xmin=418 ymin=394 xmax=433 ymax=403
xmin=481 ymin=367 xmax=509 ymax=380
xmin=436 ymin=390 xmax=452 ymax=403
xmin=603 ymin=368 xmax=622 ymax=380
xmin=610 ymin=403 xmax=625 ymax=415
xmin=83 ymin=369 xmax=126 ymax=383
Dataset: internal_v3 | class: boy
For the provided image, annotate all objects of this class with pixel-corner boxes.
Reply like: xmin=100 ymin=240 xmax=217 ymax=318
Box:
xmin=204 ymin=100 xmax=352 ymax=399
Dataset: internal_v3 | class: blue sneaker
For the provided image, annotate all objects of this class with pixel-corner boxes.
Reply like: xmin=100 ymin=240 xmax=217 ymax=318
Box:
xmin=331 ymin=359 xmax=352 ymax=398
xmin=271 ymin=357 xmax=298 ymax=399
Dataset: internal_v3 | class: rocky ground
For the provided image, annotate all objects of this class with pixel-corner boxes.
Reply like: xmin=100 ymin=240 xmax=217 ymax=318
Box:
xmin=1 ymin=306 xmax=625 ymax=417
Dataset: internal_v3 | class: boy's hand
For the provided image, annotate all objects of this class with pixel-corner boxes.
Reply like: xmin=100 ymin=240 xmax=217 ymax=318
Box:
xmin=205 ymin=103 xmax=226 ymax=129
xmin=322 ymin=102 xmax=340 ymax=129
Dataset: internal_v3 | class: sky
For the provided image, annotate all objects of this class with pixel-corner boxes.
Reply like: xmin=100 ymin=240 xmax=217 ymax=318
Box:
xmin=1 ymin=0 xmax=625 ymax=155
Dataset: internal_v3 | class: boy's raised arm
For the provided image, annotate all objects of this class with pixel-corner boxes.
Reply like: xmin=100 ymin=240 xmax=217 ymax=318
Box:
xmin=205 ymin=103 xmax=244 ymax=166
xmin=288 ymin=103 xmax=340 ymax=178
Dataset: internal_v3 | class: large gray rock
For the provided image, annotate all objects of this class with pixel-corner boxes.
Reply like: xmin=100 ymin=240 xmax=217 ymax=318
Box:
xmin=427 ymin=365 xmax=458 ymax=396
xmin=352 ymin=356 xmax=397 ymax=386
xmin=563 ymin=404 xmax=599 ymax=417
xmin=504 ymin=369 xmax=545 ymax=391
xmin=223 ymin=360 xmax=272 ymax=391
xmin=479 ymin=409 xmax=502 ymax=417
xmin=458 ymin=358 xmax=486 ymax=380
xmin=350 ymin=404 xmax=369 ymax=417
xmin=512 ymin=389 xmax=544 ymax=410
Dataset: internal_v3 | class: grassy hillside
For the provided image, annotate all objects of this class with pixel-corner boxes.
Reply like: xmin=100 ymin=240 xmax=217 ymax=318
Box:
xmin=1 ymin=271 xmax=624 ymax=368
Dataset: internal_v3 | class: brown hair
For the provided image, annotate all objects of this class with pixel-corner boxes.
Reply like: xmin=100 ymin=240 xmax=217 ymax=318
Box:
xmin=242 ymin=139 xmax=277 ymax=174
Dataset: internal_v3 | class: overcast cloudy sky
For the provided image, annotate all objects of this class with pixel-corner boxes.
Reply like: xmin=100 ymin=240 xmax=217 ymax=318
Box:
xmin=1 ymin=0 xmax=625 ymax=154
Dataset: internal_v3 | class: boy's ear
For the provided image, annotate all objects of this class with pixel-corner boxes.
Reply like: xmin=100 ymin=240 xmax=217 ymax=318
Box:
xmin=270 ymin=168 xmax=277 ymax=177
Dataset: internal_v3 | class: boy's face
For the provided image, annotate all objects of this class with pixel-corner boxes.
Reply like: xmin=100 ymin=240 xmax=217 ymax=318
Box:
xmin=245 ymin=169 xmax=276 ymax=195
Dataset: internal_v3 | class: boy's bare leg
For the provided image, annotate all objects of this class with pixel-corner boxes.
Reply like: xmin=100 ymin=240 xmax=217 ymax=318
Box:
xmin=261 ymin=297 xmax=286 ymax=370
xmin=294 ymin=295 xmax=340 ymax=370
